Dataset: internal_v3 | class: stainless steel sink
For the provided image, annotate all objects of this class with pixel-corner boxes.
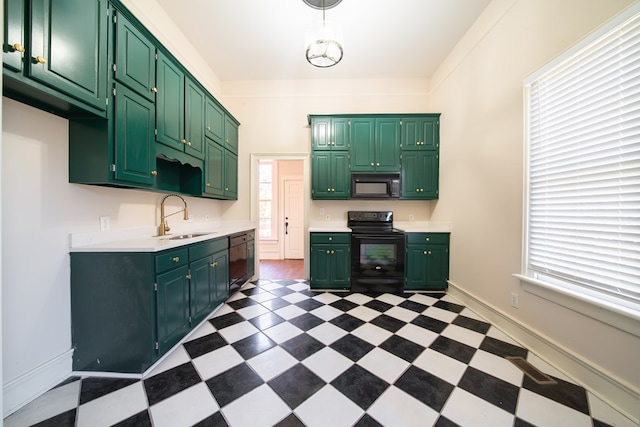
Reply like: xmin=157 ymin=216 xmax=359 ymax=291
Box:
xmin=163 ymin=232 xmax=216 ymax=240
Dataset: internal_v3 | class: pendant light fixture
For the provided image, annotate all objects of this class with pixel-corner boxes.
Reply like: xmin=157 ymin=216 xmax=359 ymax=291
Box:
xmin=304 ymin=0 xmax=344 ymax=67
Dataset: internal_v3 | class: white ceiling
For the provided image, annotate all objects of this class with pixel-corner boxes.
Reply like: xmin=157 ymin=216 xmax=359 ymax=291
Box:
xmin=153 ymin=0 xmax=492 ymax=81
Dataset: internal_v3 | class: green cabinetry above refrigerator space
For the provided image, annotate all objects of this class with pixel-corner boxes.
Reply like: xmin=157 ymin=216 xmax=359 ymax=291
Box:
xmin=3 ymin=0 xmax=108 ymax=117
xmin=350 ymin=117 xmax=401 ymax=172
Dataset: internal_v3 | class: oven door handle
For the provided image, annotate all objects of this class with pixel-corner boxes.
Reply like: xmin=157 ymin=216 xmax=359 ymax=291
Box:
xmin=352 ymin=234 xmax=404 ymax=240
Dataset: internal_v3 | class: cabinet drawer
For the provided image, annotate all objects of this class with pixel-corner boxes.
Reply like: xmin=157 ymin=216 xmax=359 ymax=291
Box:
xmin=189 ymin=238 xmax=227 ymax=260
xmin=406 ymin=233 xmax=450 ymax=245
xmin=310 ymin=233 xmax=350 ymax=244
xmin=156 ymin=248 xmax=189 ymax=273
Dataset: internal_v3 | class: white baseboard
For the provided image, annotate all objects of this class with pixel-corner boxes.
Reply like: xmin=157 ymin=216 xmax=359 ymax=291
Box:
xmin=447 ymin=281 xmax=639 ymax=424
xmin=3 ymin=349 xmax=74 ymax=418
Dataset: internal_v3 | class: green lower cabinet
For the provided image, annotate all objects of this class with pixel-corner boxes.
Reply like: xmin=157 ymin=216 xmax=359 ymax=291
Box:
xmin=405 ymin=233 xmax=450 ymax=291
xmin=156 ymin=265 xmax=190 ymax=355
xmin=309 ymin=233 xmax=350 ymax=290
xmin=70 ymin=237 xmax=230 ymax=374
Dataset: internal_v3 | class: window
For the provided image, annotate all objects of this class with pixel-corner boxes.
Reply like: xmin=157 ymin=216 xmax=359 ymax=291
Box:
xmin=522 ymin=6 xmax=640 ymax=318
xmin=259 ymin=160 xmax=275 ymax=238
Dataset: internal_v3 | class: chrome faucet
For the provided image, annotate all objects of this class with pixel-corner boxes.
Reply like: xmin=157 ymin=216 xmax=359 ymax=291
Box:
xmin=159 ymin=194 xmax=189 ymax=236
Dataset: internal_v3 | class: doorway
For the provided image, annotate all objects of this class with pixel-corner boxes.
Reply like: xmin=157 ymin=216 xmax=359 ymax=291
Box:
xmin=251 ymin=155 xmax=309 ymax=279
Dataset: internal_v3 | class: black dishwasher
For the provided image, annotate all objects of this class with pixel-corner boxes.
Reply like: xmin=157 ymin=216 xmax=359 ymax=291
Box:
xmin=229 ymin=231 xmax=249 ymax=295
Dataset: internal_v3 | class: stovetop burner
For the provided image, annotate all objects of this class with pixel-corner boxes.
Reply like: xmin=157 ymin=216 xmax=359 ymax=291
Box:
xmin=347 ymin=211 xmax=404 ymax=234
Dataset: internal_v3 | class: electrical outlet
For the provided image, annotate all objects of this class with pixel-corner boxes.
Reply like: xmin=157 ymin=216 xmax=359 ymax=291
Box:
xmin=325 ymin=215 xmax=331 ymax=221
xmin=320 ymin=208 xmax=325 ymax=216
xmin=409 ymin=213 xmax=415 ymax=221
xmin=99 ymin=216 xmax=110 ymax=231
xmin=511 ymin=292 xmax=519 ymax=308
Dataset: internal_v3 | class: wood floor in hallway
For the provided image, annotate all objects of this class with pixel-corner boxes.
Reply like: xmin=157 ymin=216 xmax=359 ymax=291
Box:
xmin=259 ymin=259 xmax=304 ymax=280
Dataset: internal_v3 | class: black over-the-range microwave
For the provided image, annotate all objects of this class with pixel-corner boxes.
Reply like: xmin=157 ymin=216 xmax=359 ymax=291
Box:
xmin=351 ymin=173 xmax=401 ymax=199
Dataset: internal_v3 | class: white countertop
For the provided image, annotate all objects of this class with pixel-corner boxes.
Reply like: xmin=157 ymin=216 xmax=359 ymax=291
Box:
xmin=69 ymin=221 xmax=257 ymax=253
xmin=308 ymin=221 xmax=451 ymax=233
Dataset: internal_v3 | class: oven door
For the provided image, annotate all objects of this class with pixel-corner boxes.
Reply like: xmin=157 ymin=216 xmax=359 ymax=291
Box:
xmin=351 ymin=233 xmax=405 ymax=293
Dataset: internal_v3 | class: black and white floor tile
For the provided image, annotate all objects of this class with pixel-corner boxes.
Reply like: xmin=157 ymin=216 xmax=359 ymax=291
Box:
xmin=4 ymin=280 xmax=634 ymax=427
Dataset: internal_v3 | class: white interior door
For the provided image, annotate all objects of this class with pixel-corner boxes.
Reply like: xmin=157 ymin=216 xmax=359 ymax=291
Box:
xmin=283 ymin=179 xmax=304 ymax=259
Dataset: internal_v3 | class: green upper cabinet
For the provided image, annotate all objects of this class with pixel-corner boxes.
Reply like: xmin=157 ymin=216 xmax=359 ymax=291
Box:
xmin=114 ymin=12 xmax=156 ymax=101
xmin=114 ymin=83 xmax=156 ymax=186
xmin=312 ymin=151 xmax=350 ymax=199
xmin=28 ymin=0 xmax=108 ymax=112
xmin=205 ymin=98 xmax=238 ymax=155
xmin=156 ymin=51 xmax=185 ymax=152
xmin=311 ymin=116 xmax=349 ymax=150
xmin=401 ymin=115 xmax=440 ymax=150
xmin=185 ymin=79 xmax=206 ymax=159
xmin=350 ymin=117 xmax=401 ymax=172
xmin=3 ymin=0 xmax=24 ymax=73
xmin=203 ymin=137 xmax=238 ymax=200
xmin=401 ymin=151 xmax=439 ymax=199
xmin=156 ymin=51 xmax=205 ymax=161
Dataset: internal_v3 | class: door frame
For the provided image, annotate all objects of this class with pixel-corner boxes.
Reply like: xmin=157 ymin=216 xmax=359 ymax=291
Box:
xmin=250 ymin=153 xmax=310 ymax=279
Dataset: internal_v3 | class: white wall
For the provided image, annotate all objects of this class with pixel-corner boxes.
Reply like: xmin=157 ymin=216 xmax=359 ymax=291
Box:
xmin=0 ymin=99 xmax=222 ymax=415
xmin=429 ymin=0 xmax=639 ymax=420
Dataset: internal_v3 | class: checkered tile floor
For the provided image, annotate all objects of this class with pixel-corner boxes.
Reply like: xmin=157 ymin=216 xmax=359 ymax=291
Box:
xmin=4 ymin=280 xmax=634 ymax=427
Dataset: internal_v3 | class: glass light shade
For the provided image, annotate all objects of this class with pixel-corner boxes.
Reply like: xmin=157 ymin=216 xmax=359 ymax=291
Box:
xmin=305 ymin=20 xmax=343 ymax=67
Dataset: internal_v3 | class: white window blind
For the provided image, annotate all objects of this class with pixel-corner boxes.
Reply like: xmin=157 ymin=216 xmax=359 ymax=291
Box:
xmin=525 ymin=10 xmax=640 ymax=309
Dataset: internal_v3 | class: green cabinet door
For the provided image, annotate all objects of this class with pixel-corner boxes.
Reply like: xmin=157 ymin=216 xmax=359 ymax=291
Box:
xmin=189 ymin=256 xmax=214 ymax=326
xmin=405 ymin=245 xmax=429 ymax=290
xmin=212 ymin=250 xmax=229 ymax=306
xmin=156 ymin=265 xmax=190 ymax=354
xmin=310 ymin=244 xmax=332 ymax=288
xmin=224 ymin=115 xmax=239 ymax=154
xmin=29 ymin=0 xmax=107 ymax=111
xmin=185 ymin=78 xmax=206 ymax=160
xmin=402 ymin=116 xmax=439 ymax=150
xmin=156 ymin=51 xmax=185 ymax=151
xmin=204 ymin=138 xmax=224 ymax=197
xmin=312 ymin=151 xmax=350 ymax=199
xmin=311 ymin=116 xmax=349 ymax=150
xmin=331 ymin=245 xmax=351 ymax=288
xmin=205 ymin=98 xmax=225 ymax=143
xmin=224 ymin=149 xmax=238 ymax=199
xmin=114 ymin=84 xmax=156 ymax=186
xmin=3 ymin=0 xmax=24 ymax=72
xmin=115 ymin=12 xmax=156 ymax=100
xmin=426 ymin=245 xmax=449 ymax=290
xmin=349 ymin=118 xmax=375 ymax=172
xmin=375 ymin=118 xmax=401 ymax=171
xmin=401 ymin=151 xmax=438 ymax=200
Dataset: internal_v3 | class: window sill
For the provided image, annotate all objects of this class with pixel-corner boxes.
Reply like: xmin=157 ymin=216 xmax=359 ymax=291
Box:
xmin=513 ymin=274 xmax=640 ymax=338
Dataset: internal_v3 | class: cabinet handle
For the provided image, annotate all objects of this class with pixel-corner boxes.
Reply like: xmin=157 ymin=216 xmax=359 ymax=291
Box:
xmin=326 ymin=250 xmax=330 ymax=254
xmin=225 ymin=139 xmax=229 ymax=143
xmin=12 ymin=43 xmax=25 ymax=53
xmin=206 ymin=126 xmax=211 ymax=131
xmin=370 ymin=162 xmax=374 ymax=166
xmin=181 ymin=139 xmax=187 ymax=144
xmin=34 ymin=55 xmax=47 ymax=64
xmin=151 ymin=87 xmax=158 ymax=93
xmin=376 ymin=163 xmax=380 ymax=166
xmin=328 ymin=237 xmax=332 ymax=241
xmin=172 ymin=256 xmax=180 ymax=262
xmin=210 ymin=262 xmax=217 ymax=268
xmin=186 ymin=141 xmax=192 ymax=146
xmin=206 ymin=182 xmax=211 ymax=187
xmin=186 ymin=274 xmax=192 ymax=279
xmin=424 ymin=251 xmax=428 ymax=255
xmin=151 ymin=170 xmax=158 ymax=176
xmin=225 ymin=187 xmax=229 ymax=191
xmin=426 ymin=237 xmax=430 ymax=242
xmin=331 ymin=250 xmax=335 ymax=254
xmin=428 ymin=251 xmax=432 ymax=255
